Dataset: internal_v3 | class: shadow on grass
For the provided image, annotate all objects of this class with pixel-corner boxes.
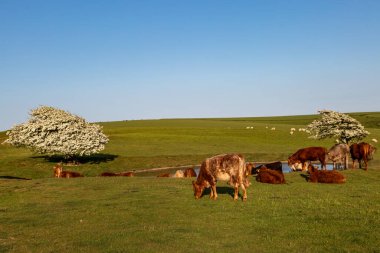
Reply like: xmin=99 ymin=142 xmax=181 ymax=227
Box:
xmin=202 ymin=186 xmax=241 ymax=199
xmin=31 ymin=153 xmax=118 ymax=164
xmin=0 ymin=176 xmax=31 ymax=180
xmin=300 ymin=173 xmax=309 ymax=182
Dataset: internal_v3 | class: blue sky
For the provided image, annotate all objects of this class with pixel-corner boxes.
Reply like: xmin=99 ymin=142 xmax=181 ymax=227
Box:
xmin=1 ymin=0 xmax=379 ymax=130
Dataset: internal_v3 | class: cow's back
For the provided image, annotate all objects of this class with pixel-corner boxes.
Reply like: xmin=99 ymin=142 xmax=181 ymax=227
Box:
xmin=199 ymin=154 xmax=248 ymax=185
xmin=206 ymin=154 xmax=244 ymax=176
xmin=299 ymin=147 xmax=326 ymax=160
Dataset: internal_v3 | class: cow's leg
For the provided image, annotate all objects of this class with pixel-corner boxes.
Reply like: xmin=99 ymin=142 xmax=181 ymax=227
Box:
xmin=210 ymin=183 xmax=218 ymax=199
xmin=344 ymin=155 xmax=349 ymax=170
xmin=211 ymin=184 xmax=218 ymax=200
xmin=359 ymin=159 xmax=362 ymax=169
xmin=233 ymin=184 xmax=239 ymax=201
xmin=240 ymin=184 xmax=247 ymax=201
xmin=364 ymin=159 xmax=368 ymax=171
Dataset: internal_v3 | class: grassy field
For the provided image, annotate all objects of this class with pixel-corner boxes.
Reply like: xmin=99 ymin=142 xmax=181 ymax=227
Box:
xmin=0 ymin=112 xmax=379 ymax=252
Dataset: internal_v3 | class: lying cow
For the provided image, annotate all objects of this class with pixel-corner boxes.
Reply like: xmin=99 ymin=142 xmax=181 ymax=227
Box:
xmin=184 ymin=167 xmax=197 ymax=177
xmin=100 ymin=171 xmax=134 ymax=177
xmin=251 ymin=161 xmax=282 ymax=174
xmin=256 ymin=166 xmax=286 ymax=184
xmin=328 ymin=143 xmax=350 ymax=170
xmin=157 ymin=173 xmax=171 ymax=177
xmin=307 ymin=165 xmax=346 ymax=184
xmin=288 ymin=147 xmax=327 ymax=171
xmin=172 ymin=170 xmax=184 ymax=178
xmin=192 ymin=154 xmax=250 ymax=201
xmin=350 ymin=142 xmax=376 ymax=170
xmin=54 ymin=164 xmax=83 ymax=178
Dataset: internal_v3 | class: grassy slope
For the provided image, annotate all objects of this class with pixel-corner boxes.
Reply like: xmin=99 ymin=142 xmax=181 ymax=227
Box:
xmin=1 ymin=112 xmax=379 ymax=178
xmin=0 ymin=112 xmax=379 ymax=252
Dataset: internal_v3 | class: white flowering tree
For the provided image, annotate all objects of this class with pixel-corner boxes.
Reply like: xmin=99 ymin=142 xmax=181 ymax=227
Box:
xmin=306 ymin=110 xmax=369 ymax=144
xmin=3 ymin=106 xmax=109 ymax=159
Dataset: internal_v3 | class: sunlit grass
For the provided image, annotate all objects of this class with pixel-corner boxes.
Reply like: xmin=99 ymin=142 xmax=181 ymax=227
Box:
xmin=0 ymin=113 xmax=379 ymax=252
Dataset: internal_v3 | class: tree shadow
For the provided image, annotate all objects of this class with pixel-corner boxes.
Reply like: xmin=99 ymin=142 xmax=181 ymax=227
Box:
xmin=202 ymin=186 xmax=240 ymax=199
xmin=32 ymin=153 xmax=118 ymax=164
xmin=0 ymin=176 xmax=31 ymax=180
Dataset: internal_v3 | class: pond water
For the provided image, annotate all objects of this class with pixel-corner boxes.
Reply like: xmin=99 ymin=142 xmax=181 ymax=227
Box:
xmin=134 ymin=163 xmax=334 ymax=177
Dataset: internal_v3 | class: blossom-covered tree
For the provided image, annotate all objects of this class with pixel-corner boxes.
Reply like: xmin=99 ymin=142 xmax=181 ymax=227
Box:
xmin=3 ymin=106 xmax=109 ymax=158
xmin=306 ymin=110 xmax=369 ymax=144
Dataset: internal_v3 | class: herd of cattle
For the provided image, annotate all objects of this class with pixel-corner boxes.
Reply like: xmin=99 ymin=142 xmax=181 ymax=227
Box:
xmin=191 ymin=142 xmax=375 ymax=201
xmin=53 ymin=142 xmax=376 ymax=201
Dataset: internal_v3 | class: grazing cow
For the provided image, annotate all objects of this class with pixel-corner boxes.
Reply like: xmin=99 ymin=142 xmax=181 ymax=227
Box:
xmin=288 ymin=147 xmax=327 ymax=171
xmin=54 ymin=164 xmax=83 ymax=178
xmin=307 ymin=165 xmax=346 ymax=183
xmin=184 ymin=167 xmax=197 ymax=177
xmin=252 ymin=161 xmax=282 ymax=174
xmin=328 ymin=143 xmax=350 ymax=170
xmin=192 ymin=154 xmax=250 ymax=201
xmin=256 ymin=166 xmax=286 ymax=184
xmin=350 ymin=142 xmax=376 ymax=170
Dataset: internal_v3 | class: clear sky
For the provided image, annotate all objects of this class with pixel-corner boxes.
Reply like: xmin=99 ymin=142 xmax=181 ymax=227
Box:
xmin=1 ymin=0 xmax=379 ymax=130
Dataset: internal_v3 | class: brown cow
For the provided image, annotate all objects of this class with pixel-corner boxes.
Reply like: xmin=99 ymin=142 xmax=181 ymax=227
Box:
xmin=100 ymin=171 xmax=134 ymax=177
xmin=251 ymin=161 xmax=282 ymax=174
xmin=256 ymin=166 xmax=286 ymax=184
xmin=184 ymin=167 xmax=197 ymax=177
xmin=350 ymin=142 xmax=376 ymax=170
xmin=157 ymin=173 xmax=171 ymax=177
xmin=288 ymin=147 xmax=327 ymax=171
xmin=192 ymin=154 xmax=250 ymax=201
xmin=307 ymin=165 xmax=346 ymax=183
xmin=100 ymin=172 xmax=119 ymax=177
xmin=54 ymin=164 xmax=83 ymax=178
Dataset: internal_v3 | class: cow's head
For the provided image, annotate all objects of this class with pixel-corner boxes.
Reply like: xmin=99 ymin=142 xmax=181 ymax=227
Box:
xmin=192 ymin=181 xmax=205 ymax=199
xmin=287 ymin=156 xmax=300 ymax=168
xmin=307 ymin=164 xmax=317 ymax=174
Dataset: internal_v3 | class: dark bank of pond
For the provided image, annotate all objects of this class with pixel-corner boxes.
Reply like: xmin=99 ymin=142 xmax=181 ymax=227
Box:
xmin=133 ymin=162 xmax=334 ymax=177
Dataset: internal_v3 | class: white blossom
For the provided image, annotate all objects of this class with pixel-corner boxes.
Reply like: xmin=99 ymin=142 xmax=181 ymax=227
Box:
xmin=306 ymin=110 xmax=369 ymax=144
xmin=3 ymin=106 xmax=109 ymax=157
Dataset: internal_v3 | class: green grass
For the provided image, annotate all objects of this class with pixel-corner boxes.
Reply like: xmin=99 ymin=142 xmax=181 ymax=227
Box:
xmin=0 ymin=112 xmax=379 ymax=252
